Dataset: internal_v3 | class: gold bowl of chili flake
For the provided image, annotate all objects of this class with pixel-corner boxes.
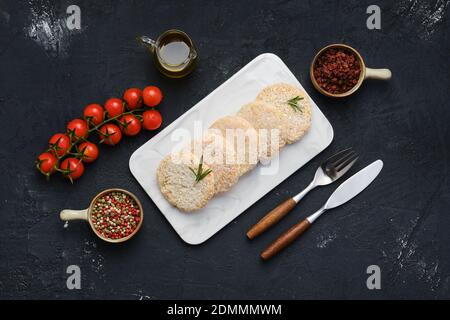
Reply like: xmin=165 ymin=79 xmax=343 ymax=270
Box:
xmin=60 ymin=188 xmax=143 ymax=243
xmin=310 ymin=44 xmax=391 ymax=98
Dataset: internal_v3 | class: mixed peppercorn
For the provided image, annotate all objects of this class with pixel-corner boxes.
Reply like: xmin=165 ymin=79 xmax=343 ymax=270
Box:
xmin=91 ymin=191 xmax=141 ymax=240
xmin=313 ymin=48 xmax=361 ymax=94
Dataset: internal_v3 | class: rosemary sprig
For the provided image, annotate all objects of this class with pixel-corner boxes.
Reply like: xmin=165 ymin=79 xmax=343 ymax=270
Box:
xmin=189 ymin=155 xmax=212 ymax=183
xmin=287 ymin=96 xmax=304 ymax=112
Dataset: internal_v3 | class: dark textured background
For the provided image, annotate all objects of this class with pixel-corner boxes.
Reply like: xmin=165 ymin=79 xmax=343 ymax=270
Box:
xmin=0 ymin=0 xmax=449 ymax=299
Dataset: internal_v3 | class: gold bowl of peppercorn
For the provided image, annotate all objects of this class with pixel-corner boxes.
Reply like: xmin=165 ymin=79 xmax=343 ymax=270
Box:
xmin=60 ymin=188 xmax=144 ymax=243
xmin=310 ymin=43 xmax=392 ymax=98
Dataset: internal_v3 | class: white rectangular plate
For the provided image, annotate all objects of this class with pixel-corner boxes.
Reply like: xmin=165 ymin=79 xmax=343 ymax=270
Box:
xmin=129 ymin=53 xmax=333 ymax=245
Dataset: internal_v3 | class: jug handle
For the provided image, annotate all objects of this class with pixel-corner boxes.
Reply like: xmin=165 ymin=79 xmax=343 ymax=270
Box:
xmin=137 ymin=35 xmax=157 ymax=52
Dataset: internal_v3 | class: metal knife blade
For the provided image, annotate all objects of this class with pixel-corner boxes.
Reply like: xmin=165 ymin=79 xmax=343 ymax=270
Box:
xmin=324 ymin=160 xmax=383 ymax=210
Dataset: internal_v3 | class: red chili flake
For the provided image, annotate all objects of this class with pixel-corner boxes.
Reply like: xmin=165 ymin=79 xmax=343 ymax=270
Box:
xmin=313 ymin=48 xmax=361 ymax=94
xmin=91 ymin=191 xmax=141 ymax=240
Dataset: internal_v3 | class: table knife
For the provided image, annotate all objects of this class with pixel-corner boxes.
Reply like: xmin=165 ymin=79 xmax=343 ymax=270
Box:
xmin=261 ymin=160 xmax=383 ymax=260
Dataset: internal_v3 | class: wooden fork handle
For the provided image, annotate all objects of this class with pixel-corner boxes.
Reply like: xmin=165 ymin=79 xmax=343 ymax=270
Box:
xmin=246 ymin=198 xmax=297 ymax=240
xmin=260 ymin=219 xmax=311 ymax=260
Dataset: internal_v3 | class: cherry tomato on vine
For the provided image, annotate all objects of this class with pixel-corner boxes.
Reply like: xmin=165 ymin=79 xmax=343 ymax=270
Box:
xmin=142 ymin=86 xmax=163 ymax=107
xmin=49 ymin=133 xmax=71 ymax=157
xmin=60 ymin=158 xmax=85 ymax=181
xmin=78 ymin=141 xmax=99 ymax=163
xmin=67 ymin=118 xmax=89 ymax=139
xmin=142 ymin=110 xmax=162 ymax=130
xmin=119 ymin=114 xmax=142 ymax=136
xmin=99 ymin=124 xmax=122 ymax=146
xmin=83 ymin=104 xmax=104 ymax=126
xmin=36 ymin=152 xmax=57 ymax=174
xmin=123 ymin=88 xmax=142 ymax=110
xmin=104 ymin=98 xmax=125 ymax=118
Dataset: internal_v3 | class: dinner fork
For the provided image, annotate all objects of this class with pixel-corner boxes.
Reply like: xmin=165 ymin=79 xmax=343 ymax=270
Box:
xmin=246 ymin=148 xmax=358 ymax=239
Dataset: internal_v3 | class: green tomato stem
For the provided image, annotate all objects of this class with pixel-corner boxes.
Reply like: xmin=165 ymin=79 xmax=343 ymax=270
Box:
xmin=40 ymin=107 xmax=146 ymax=177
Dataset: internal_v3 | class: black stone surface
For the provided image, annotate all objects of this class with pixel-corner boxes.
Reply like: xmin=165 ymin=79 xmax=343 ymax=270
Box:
xmin=0 ymin=0 xmax=449 ymax=299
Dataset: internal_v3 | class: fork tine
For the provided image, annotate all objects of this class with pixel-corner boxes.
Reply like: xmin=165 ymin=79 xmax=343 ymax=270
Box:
xmin=323 ymin=148 xmax=353 ymax=166
xmin=332 ymin=150 xmax=356 ymax=168
xmin=336 ymin=154 xmax=359 ymax=172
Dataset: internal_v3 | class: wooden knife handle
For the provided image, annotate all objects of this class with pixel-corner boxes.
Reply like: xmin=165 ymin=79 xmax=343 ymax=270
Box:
xmin=260 ymin=219 xmax=311 ymax=260
xmin=246 ymin=198 xmax=297 ymax=240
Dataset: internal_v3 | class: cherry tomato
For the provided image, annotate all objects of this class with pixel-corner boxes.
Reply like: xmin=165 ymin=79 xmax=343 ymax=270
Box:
xmin=142 ymin=86 xmax=163 ymax=107
xmin=36 ymin=152 xmax=57 ymax=174
xmin=104 ymin=98 xmax=125 ymax=118
xmin=99 ymin=124 xmax=122 ymax=146
xmin=60 ymin=158 xmax=84 ymax=181
xmin=142 ymin=110 xmax=162 ymax=130
xmin=78 ymin=141 xmax=99 ymax=163
xmin=67 ymin=118 xmax=89 ymax=139
xmin=49 ymin=133 xmax=71 ymax=157
xmin=123 ymin=88 xmax=142 ymax=110
xmin=83 ymin=104 xmax=104 ymax=126
xmin=119 ymin=114 xmax=142 ymax=136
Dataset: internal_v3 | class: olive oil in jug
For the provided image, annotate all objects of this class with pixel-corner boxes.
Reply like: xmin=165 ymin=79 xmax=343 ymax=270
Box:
xmin=138 ymin=29 xmax=197 ymax=78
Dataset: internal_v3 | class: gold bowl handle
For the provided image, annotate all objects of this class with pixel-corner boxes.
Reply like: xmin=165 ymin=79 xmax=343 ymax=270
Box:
xmin=60 ymin=208 xmax=89 ymax=221
xmin=365 ymin=67 xmax=392 ymax=80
